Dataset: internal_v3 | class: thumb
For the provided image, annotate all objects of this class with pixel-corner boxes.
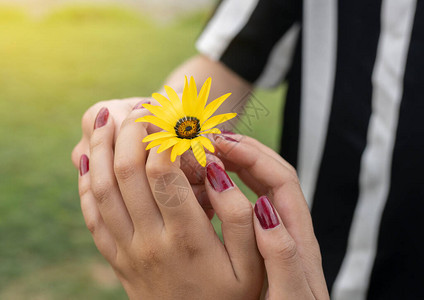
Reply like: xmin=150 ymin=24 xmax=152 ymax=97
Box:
xmin=205 ymin=162 xmax=264 ymax=287
xmin=253 ymin=195 xmax=314 ymax=300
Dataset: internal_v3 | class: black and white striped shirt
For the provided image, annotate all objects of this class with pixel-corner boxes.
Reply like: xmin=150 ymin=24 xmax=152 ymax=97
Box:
xmin=197 ymin=0 xmax=424 ymax=299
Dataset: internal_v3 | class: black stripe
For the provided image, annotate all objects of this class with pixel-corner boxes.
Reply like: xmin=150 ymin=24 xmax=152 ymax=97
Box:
xmin=367 ymin=3 xmax=424 ymax=299
xmin=220 ymin=0 xmax=301 ymax=83
xmin=280 ymin=30 xmax=302 ymax=168
xmin=310 ymin=0 xmax=382 ymax=293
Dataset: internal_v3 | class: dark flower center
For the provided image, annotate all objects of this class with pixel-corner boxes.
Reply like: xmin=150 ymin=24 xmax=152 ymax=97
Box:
xmin=175 ymin=117 xmax=200 ymax=139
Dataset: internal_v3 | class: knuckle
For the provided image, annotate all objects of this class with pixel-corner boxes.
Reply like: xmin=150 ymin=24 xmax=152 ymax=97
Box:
xmin=85 ymin=218 xmax=99 ymax=234
xmin=285 ymin=168 xmax=300 ymax=184
xmin=78 ymin=181 xmax=91 ymax=199
xmin=146 ymin=159 xmax=170 ymax=179
xmin=114 ymin=155 xmax=137 ymax=181
xmin=91 ymin=178 xmax=114 ymax=204
xmin=120 ymin=116 xmax=137 ymax=130
xmin=221 ymin=198 xmax=253 ymax=227
xmin=133 ymin=244 xmax=163 ymax=272
xmin=168 ymin=229 xmax=202 ymax=259
xmin=89 ymin=132 xmax=104 ymax=153
xmin=175 ymin=238 xmax=201 ymax=260
xmin=274 ymin=239 xmax=298 ymax=264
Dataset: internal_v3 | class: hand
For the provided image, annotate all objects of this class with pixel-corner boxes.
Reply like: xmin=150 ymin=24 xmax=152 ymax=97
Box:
xmin=213 ymin=133 xmax=329 ymax=300
xmin=72 ymin=97 xmax=215 ymax=218
xmin=77 ymin=107 xmax=264 ymax=299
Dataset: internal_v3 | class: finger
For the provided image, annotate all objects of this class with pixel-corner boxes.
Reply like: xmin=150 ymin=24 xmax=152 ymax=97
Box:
xmin=213 ymin=134 xmax=315 ymax=242
xmin=180 ymin=150 xmax=221 ymax=184
xmin=218 ymin=135 xmax=328 ymax=299
xmin=90 ymin=107 xmax=134 ymax=245
xmin=114 ymin=106 xmax=162 ymax=232
xmin=78 ymin=154 xmax=117 ymax=262
xmin=215 ymin=132 xmax=294 ymax=170
xmin=213 ymin=134 xmax=296 ymax=196
xmin=145 ymin=146 xmax=210 ymax=236
xmin=253 ymin=195 xmax=314 ymax=299
xmin=192 ymin=184 xmax=212 ymax=209
xmin=72 ymin=139 xmax=89 ymax=169
xmin=205 ymin=162 xmax=263 ymax=283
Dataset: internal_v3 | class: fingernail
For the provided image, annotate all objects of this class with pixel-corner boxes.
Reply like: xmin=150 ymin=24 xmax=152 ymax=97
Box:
xmin=206 ymin=162 xmax=234 ymax=192
xmin=254 ymin=196 xmax=280 ymax=229
xmin=94 ymin=107 xmax=109 ymax=129
xmin=221 ymin=135 xmax=239 ymax=142
xmin=221 ymin=130 xmax=236 ymax=135
xmin=79 ymin=154 xmax=89 ymax=176
xmin=215 ymin=134 xmax=239 ymax=143
xmin=132 ymin=100 xmax=150 ymax=110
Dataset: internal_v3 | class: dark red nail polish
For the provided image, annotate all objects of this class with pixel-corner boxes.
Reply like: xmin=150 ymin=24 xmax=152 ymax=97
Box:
xmin=94 ymin=107 xmax=109 ymax=129
xmin=214 ymin=134 xmax=239 ymax=143
xmin=254 ymin=196 xmax=280 ymax=229
xmin=221 ymin=135 xmax=239 ymax=143
xmin=79 ymin=154 xmax=89 ymax=176
xmin=132 ymin=100 xmax=150 ymax=110
xmin=206 ymin=162 xmax=234 ymax=192
xmin=221 ymin=130 xmax=236 ymax=135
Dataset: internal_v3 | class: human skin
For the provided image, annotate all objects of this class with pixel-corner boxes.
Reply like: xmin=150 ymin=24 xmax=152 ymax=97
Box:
xmin=73 ymin=53 xmax=329 ymax=299
xmin=71 ymin=55 xmax=251 ymax=216
xmin=77 ymin=104 xmax=329 ymax=299
xmin=79 ymin=106 xmax=264 ymax=299
xmin=213 ymin=134 xmax=329 ymax=299
xmin=71 ymin=54 xmax=252 ymax=169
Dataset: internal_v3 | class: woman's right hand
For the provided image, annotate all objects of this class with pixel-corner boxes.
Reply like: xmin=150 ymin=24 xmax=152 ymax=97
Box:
xmin=213 ymin=133 xmax=330 ymax=300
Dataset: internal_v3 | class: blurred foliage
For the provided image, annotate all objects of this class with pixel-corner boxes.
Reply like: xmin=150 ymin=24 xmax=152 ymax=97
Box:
xmin=0 ymin=4 xmax=284 ymax=299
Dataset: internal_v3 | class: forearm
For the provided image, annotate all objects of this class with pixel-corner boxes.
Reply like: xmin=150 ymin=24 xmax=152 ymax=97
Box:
xmin=161 ymin=54 xmax=253 ymax=118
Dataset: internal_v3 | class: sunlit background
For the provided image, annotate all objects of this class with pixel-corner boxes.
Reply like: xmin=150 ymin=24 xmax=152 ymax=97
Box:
xmin=0 ymin=0 xmax=284 ymax=298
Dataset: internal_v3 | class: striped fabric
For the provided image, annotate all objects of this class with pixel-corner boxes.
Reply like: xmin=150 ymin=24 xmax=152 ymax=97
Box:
xmin=196 ymin=0 xmax=424 ymax=299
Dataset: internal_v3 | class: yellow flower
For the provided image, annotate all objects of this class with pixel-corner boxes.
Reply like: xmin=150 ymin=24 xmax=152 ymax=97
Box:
xmin=136 ymin=77 xmax=237 ymax=167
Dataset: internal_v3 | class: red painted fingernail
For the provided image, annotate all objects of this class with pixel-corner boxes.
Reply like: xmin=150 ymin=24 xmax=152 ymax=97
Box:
xmin=94 ymin=107 xmax=109 ymax=129
xmin=214 ymin=134 xmax=239 ymax=143
xmin=254 ymin=196 xmax=280 ymax=229
xmin=79 ymin=154 xmax=89 ymax=176
xmin=221 ymin=135 xmax=239 ymax=142
xmin=206 ymin=162 xmax=234 ymax=192
xmin=133 ymin=100 xmax=150 ymax=110
xmin=221 ymin=130 xmax=236 ymax=135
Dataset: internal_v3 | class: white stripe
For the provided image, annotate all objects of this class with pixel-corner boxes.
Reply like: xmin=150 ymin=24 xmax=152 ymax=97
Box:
xmin=331 ymin=1 xmax=416 ymax=299
xmin=196 ymin=0 xmax=260 ymax=61
xmin=255 ymin=24 xmax=300 ymax=88
xmin=298 ymin=0 xmax=338 ymax=207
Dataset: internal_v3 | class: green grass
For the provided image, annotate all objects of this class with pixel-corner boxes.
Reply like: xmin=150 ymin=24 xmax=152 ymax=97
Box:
xmin=0 ymin=5 xmax=284 ymax=299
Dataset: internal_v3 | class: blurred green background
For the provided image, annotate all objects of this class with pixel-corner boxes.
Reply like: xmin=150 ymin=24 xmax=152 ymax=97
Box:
xmin=0 ymin=3 xmax=284 ymax=299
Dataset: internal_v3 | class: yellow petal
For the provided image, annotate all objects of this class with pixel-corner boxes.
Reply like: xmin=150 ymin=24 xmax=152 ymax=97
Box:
xmin=142 ymin=131 xmax=176 ymax=143
xmin=145 ymin=137 xmax=169 ymax=150
xmin=136 ymin=115 xmax=174 ymax=132
xmin=197 ymin=77 xmax=211 ymax=112
xmin=142 ymin=104 xmax=178 ymax=124
xmin=188 ymin=76 xmax=198 ymax=107
xmin=182 ymin=76 xmax=192 ymax=116
xmin=200 ymin=128 xmax=221 ymax=135
xmin=170 ymin=139 xmax=191 ymax=162
xmin=147 ymin=97 xmax=180 ymax=120
xmin=152 ymin=92 xmax=172 ymax=109
xmin=196 ymin=136 xmax=215 ymax=153
xmin=164 ymin=85 xmax=184 ymax=116
xmin=191 ymin=139 xmax=206 ymax=167
xmin=200 ymin=93 xmax=231 ymax=124
xmin=157 ymin=137 xmax=179 ymax=153
xmin=201 ymin=113 xmax=237 ymax=131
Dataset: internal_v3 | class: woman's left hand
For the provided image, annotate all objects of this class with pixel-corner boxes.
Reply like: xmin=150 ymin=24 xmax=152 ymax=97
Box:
xmin=77 ymin=107 xmax=264 ymax=299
